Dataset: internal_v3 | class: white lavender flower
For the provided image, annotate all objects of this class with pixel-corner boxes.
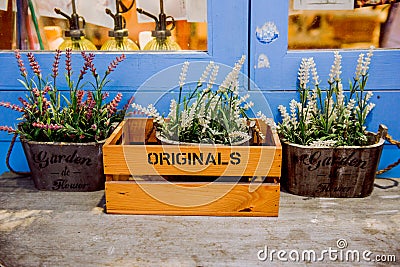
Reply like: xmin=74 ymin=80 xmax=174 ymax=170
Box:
xmin=289 ymin=99 xmax=299 ymax=122
xmin=207 ymin=65 xmax=219 ymax=90
xmin=298 ymin=57 xmax=311 ymax=89
xmin=362 ymin=47 xmax=374 ymax=76
xmin=199 ymin=61 xmax=214 ymax=84
xmin=179 ymin=61 xmax=190 ymax=88
xmin=345 ymin=98 xmax=356 ymax=117
xmin=278 ymin=105 xmax=291 ymax=126
xmin=180 ymin=110 xmax=190 ymax=129
xmin=131 ymin=103 xmax=164 ymax=123
xmin=220 ymin=55 xmax=246 ymax=92
xmin=238 ymin=94 xmax=250 ymax=105
xmin=364 ymin=103 xmax=376 ymax=117
xmin=328 ymin=51 xmax=342 ymax=83
xmin=365 ymin=91 xmax=373 ymax=102
xmin=243 ymin=101 xmax=254 ymax=110
xmin=309 ymin=58 xmax=320 ymax=86
xmin=167 ymin=99 xmax=177 ymax=119
xmin=336 ymin=82 xmax=344 ymax=106
xmin=257 ymin=111 xmax=277 ymax=134
xmin=355 ymin=53 xmax=364 ymax=81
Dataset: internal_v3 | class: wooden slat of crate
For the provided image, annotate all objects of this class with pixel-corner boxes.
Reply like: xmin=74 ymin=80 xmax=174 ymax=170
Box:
xmin=103 ymin=118 xmax=281 ymax=216
xmin=103 ymin=119 xmax=282 ymax=178
xmin=105 ymin=181 xmax=280 ymax=216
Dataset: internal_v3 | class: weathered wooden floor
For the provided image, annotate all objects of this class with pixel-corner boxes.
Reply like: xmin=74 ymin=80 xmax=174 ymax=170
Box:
xmin=0 ymin=172 xmax=399 ymax=267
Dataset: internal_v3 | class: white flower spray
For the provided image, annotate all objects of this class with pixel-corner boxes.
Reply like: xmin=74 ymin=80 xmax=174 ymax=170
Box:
xmin=278 ymin=48 xmax=376 ymax=146
xmin=132 ymin=56 xmax=264 ymax=145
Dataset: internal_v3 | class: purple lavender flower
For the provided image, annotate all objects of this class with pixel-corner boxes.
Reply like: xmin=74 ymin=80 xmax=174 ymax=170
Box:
xmin=14 ymin=50 xmax=27 ymax=77
xmin=0 ymin=101 xmax=24 ymax=112
xmin=0 ymin=126 xmax=16 ymax=133
xmin=65 ymin=48 xmax=72 ymax=77
xmin=27 ymin=52 xmax=41 ymax=77
xmin=52 ymin=49 xmax=61 ymax=79
xmin=107 ymin=93 xmax=122 ymax=115
xmin=18 ymin=97 xmax=31 ymax=109
xmin=32 ymin=122 xmax=64 ymax=130
xmin=76 ymin=90 xmax=85 ymax=105
xmin=106 ymin=54 xmax=126 ymax=75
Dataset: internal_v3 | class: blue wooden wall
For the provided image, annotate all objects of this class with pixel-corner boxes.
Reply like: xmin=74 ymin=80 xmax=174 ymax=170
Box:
xmin=0 ymin=0 xmax=399 ymax=177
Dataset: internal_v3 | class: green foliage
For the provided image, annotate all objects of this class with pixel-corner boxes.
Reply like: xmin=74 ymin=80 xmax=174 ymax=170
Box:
xmin=132 ymin=57 xmax=257 ymax=145
xmin=1 ymin=49 xmax=128 ymax=143
xmin=278 ymin=48 xmax=376 ymax=147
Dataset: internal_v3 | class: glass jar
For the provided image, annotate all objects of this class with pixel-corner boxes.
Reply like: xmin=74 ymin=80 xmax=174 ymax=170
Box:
xmin=101 ymin=37 xmax=139 ymax=51
xmin=58 ymin=37 xmax=97 ymax=50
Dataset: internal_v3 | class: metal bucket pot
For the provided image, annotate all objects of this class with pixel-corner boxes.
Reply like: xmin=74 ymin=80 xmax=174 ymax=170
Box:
xmin=21 ymin=139 xmax=105 ymax=191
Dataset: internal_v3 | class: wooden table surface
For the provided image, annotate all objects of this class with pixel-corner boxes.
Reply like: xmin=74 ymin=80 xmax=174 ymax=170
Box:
xmin=0 ymin=172 xmax=399 ymax=267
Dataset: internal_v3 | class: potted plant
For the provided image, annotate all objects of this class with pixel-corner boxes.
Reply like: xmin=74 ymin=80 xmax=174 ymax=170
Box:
xmin=101 ymin=56 xmax=282 ymax=216
xmin=0 ymin=49 xmax=128 ymax=191
xmin=278 ymin=47 xmax=386 ymax=198
xmin=130 ymin=56 xmax=266 ymax=147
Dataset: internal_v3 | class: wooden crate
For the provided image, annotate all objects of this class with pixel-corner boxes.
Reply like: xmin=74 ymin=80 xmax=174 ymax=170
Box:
xmin=103 ymin=118 xmax=281 ymax=216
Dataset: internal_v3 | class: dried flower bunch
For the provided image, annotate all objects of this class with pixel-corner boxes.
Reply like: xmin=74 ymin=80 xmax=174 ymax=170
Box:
xmin=0 ymin=49 xmax=127 ymax=143
xmin=278 ymin=48 xmax=375 ymax=147
xmin=132 ymin=56 xmax=260 ymax=145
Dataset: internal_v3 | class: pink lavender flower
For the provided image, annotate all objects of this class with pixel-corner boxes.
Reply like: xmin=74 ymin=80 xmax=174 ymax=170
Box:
xmin=85 ymin=92 xmax=96 ymax=120
xmin=65 ymin=48 xmax=72 ymax=77
xmin=102 ymin=92 xmax=110 ymax=100
xmin=76 ymin=90 xmax=85 ymax=105
xmin=27 ymin=52 xmax=41 ymax=77
xmin=106 ymin=54 xmax=126 ymax=75
xmin=18 ymin=97 xmax=31 ymax=109
xmin=32 ymin=122 xmax=63 ymax=130
xmin=52 ymin=49 xmax=61 ymax=78
xmin=43 ymin=85 xmax=51 ymax=94
xmin=123 ymin=96 xmax=135 ymax=111
xmin=14 ymin=50 xmax=27 ymax=77
xmin=0 ymin=101 xmax=24 ymax=112
xmin=80 ymin=52 xmax=96 ymax=79
xmin=31 ymin=88 xmax=41 ymax=98
xmin=107 ymin=93 xmax=122 ymax=115
xmin=81 ymin=52 xmax=97 ymax=78
xmin=85 ymin=91 xmax=93 ymax=104
xmin=0 ymin=126 xmax=16 ymax=133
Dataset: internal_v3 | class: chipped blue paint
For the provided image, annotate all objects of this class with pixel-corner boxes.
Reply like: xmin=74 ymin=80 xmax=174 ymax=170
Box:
xmin=255 ymin=22 xmax=279 ymax=44
xmin=256 ymin=54 xmax=270 ymax=69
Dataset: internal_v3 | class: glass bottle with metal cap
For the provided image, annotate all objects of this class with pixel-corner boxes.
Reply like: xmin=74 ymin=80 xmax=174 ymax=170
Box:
xmin=101 ymin=0 xmax=139 ymax=51
xmin=137 ymin=0 xmax=181 ymax=51
xmin=54 ymin=0 xmax=97 ymax=50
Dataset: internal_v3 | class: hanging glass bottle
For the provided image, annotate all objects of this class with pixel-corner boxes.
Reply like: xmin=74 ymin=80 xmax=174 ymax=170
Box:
xmin=54 ymin=0 xmax=97 ymax=50
xmin=137 ymin=0 xmax=181 ymax=51
xmin=101 ymin=0 xmax=139 ymax=51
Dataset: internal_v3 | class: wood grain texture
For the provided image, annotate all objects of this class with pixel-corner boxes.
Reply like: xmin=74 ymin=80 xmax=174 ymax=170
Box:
xmin=1 ymin=172 xmax=398 ymax=266
xmin=103 ymin=118 xmax=282 ymax=177
xmin=105 ymin=181 xmax=280 ymax=216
